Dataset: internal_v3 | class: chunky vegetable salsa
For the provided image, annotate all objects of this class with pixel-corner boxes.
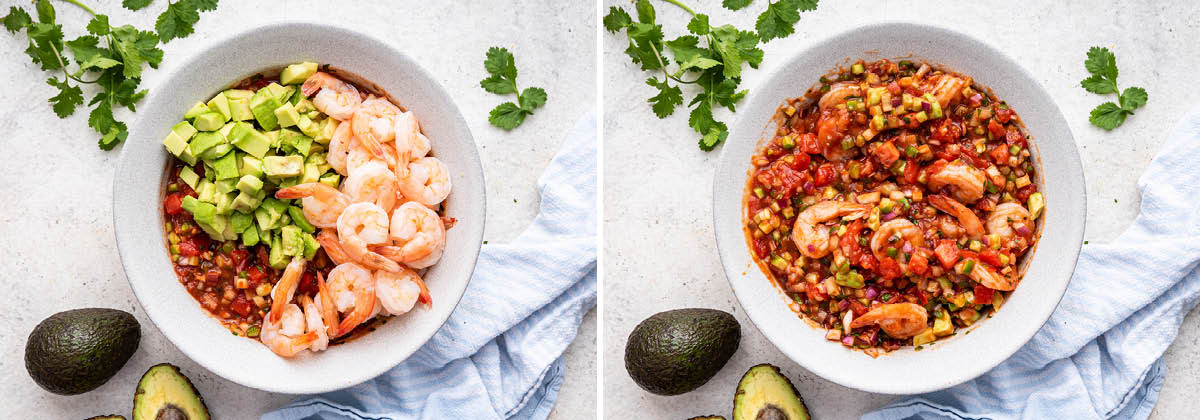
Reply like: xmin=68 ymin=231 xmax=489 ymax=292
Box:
xmin=744 ymin=59 xmax=1044 ymax=355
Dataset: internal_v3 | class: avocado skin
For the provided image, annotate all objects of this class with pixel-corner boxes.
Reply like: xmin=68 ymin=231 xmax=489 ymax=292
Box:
xmin=133 ymin=363 xmax=210 ymax=420
xmin=25 ymin=308 xmax=141 ymax=395
xmin=687 ymin=417 xmax=727 ymax=420
xmin=732 ymin=364 xmax=810 ymax=420
xmin=85 ymin=416 xmax=127 ymax=420
xmin=625 ymin=308 xmax=741 ymax=396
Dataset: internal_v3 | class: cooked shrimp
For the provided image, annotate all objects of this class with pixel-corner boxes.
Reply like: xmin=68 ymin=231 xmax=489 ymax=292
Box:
xmin=327 ymin=120 xmax=353 ymax=176
xmin=818 ymin=82 xmax=862 ymax=110
xmin=410 ymin=133 xmax=431 ymax=160
xmin=986 ymin=202 xmax=1031 ymax=240
xmin=391 ymin=111 xmax=422 ymax=172
xmin=815 ymin=107 xmax=853 ymax=161
xmin=352 ymin=95 xmax=400 ymax=160
xmin=928 ymin=194 xmax=985 ymax=238
xmin=870 ymin=219 xmax=926 ymax=259
xmin=275 ymin=183 xmax=350 ymax=229
xmin=315 ymin=272 xmax=339 ymax=337
xmin=327 ymin=262 xmax=377 ymax=337
xmin=316 ymin=229 xmax=353 ymax=265
xmin=261 ymin=303 xmax=319 ymax=357
xmin=791 ymin=201 xmax=871 ymax=259
xmin=927 ymin=159 xmax=986 ymax=203
xmin=969 ymin=263 xmax=1018 ymax=291
xmin=347 ymin=139 xmax=396 ymax=174
xmin=398 ymin=157 xmax=452 ymax=207
xmin=849 ymin=303 xmax=929 ymax=338
xmin=268 ymin=256 xmax=306 ymax=323
xmin=385 ymin=202 xmax=446 ymax=263
xmin=337 ymin=202 xmax=401 ymax=272
xmin=302 ymin=72 xmax=362 ymax=121
xmin=298 ymin=295 xmax=329 ymax=352
xmin=375 ymin=267 xmax=422 ymax=315
xmin=926 ymin=74 xmax=968 ymax=108
xmin=342 ymin=161 xmax=399 ymax=213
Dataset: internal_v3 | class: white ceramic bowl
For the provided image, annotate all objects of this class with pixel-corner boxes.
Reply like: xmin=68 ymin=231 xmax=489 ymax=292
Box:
xmin=114 ymin=22 xmax=486 ymax=394
xmin=713 ymin=22 xmax=1086 ymax=394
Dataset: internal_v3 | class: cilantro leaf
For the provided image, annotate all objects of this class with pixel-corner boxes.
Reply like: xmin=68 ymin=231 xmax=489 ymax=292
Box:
xmin=646 ymin=77 xmax=683 ymax=118
xmin=665 ymin=35 xmax=707 ymax=66
xmin=484 ymin=47 xmax=517 ymax=79
xmin=25 ymin=22 xmax=65 ymax=70
xmin=46 ymin=77 xmax=83 ymax=117
xmin=488 ymin=102 xmax=526 ymax=130
xmin=1120 ymin=86 xmax=1147 ymax=111
xmin=625 ymin=23 xmax=666 ymax=70
xmin=1080 ymin=74 xmax=1115 ymax=94
xmin=123 ymin=0 xmax=153 ymax=11
xmin=1089 ymin=102 xmax=1125 ymax=130
xmin=1084 ymin=46 xmax=1117 ymax=81
xmin=635 ymin=0 xmax=656 ymax=24
xmin=191 ymin=0 xmax=218 ymax=12
xmin=756 ymin=0 xmax=801 ymax=42
xmin=724 ymin=0 xmax=754 ymax=10
xmin=86 ymin=15 xmax=110 ymax=35
xmin=3 ymin=7 xmax=32 ymax=33
xmin=155 ymin=0 xmax=201 ymax=43
xmin=603 ymin=6 xmax=632 ymax=32
xmin=480 ymin=75 xmax=516 ymax=94
xmin=65 ymin=35 xmax=105 ymax=64
xmin=687 ymin=14 xmax=710 ymax=35
xmin=35 ymin=0 xmax=54 ymax=24
xmin=1080 ymin=46 xmax=1146 ymax=130
xmin=518 ymin=87 xmax=547 ymax=111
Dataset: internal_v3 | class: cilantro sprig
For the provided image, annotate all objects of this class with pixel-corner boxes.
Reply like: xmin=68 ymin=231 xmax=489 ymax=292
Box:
xmin=1081 ymin=46 xmax=1146 ymax=130
xmin=480 ymin=47 xmax=547 ymax=130
xmin=4 ymin=0 xmax=217 ymax=150
xmin=605 ymin=0 xmax=817 ymax=151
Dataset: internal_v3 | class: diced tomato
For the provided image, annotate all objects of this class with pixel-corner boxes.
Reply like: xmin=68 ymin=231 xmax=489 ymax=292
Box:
xmin=988 ymin=119 xmax=1007 ymax=139
xmin=856 ymin=253 xmax=878 ymax=272
xmin=907 ymin=252 xmax=929 ymax=276
xmin=805 ymin=282 xmax=828 ymax=302
xmin=995 ymin=107 xmax=1014 ymax=123
xmin=1015 ymin=185 xmax=1036 ymax=202
xmin=230 ymin=248 xmax=249 ymax=270
xmin=902 ymin=158 xmax=920 ymax=184
xmin=876 ymin=257 xmax=903 ymax=280
xmin=849 ymin=299 xmax=869 ymax=316
xmin=873 ymin=141 xmax=901 ymax=167
xmin=978 ymin=249 xmax=1004 ymax=267
xmin=296 ymin=271 xmax=317 ymax=296
xmin=935 ymin=144 xmax=960 ymax=162
xmin=934 ymin=240 xmax=960 ymax=269
xmin=788 ymin=151 xmax=811 ymax=170
xmin=164 ymin=193 xmax=184 ymax=215
xmin=989 ymin=145 xmax=1010 ymax=164
xmin=973 ymin=285 xmax=995 ymax=305
xmin=929 ymin=118 xmax=963 ymax=142
xmin=246 ymin=265 xmax=267 ymax=284
xmin=858 ymin=159 xmax=876 ymax=178
xmin=886 ymin=81 xmax=902 ymax=94
xmin=1005 ymin=129 xmax=1027 ymax=147
xmin=179 ymin=237 xmax=207 ymax=257
xmin=959 ymin=146 xmax=989 ymax=169
xmin=752 ymin=238 xmax=771 ymax=259
xmin=813 ymin=163 xmax=837 ymax=187
xmin=912 ymin=285 xmax=929 ymax=305
xmin=797 ymin=133 xmax=822 ymax=155
xmin=230 ymin=296 xmax=253 ymax=317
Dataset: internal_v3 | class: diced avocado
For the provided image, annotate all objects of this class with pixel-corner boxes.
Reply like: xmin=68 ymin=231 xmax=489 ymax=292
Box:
xmin=296 ymin=115 xmax=319 ymax=137
xmin=263 ymin=155 xmax=304 ymax=178
xmin=932 ymin=309 xmax=954 ymax=337
xmin=305 ymin=152 xmax=327 ymax=165
xmin=300 ymin=163 xmax=321 ymax=184
xmin=230 ymin=124 xmax=272 ymax=159
xmin=913 ymin=328 xmax=936 ymax=346
xmin=188 ymin=131 xmax=225 ymax=157
xmin=202 ymin=162 xmax=216 ymax=181
xmin=209 ymin=214 xmax=230 ymax=238
xmin=280 ymin=225 xmax=303 ymax=256
xmin=236 ymin=175 xmax=263 ymax=195
xmin=240 ymin=155 xmax=264 ymax=178
xmin=319 ymin=172 xmax=340 ymax=188
xmin=179 ymin=167 xmax=200 ymax=190
xmin=295 ymin=98 xmax=316 ymax=114
xmin=214 ymin=192 xmax=236 ymax=215
xmin=212 ymin=152 xmax=240 ymax=180
xmin=195 ymin=179 xmax=215 ymax=203
xmin=314 ymin=118 xmax=337 ymax=145
xmin=223 ymin=89 xmax=254 ymax=101
xmin=196 ymin=143 xmax=232 ymax=161
xmin=214 ymin=178 xmax=238 ymax=194
xmin=206 ymin=93 xmax=232 ymax=122
xmin=230 ymin=212 xmax=253 ymax=233
xmin=292 ymin=135 xmax=313 ymax=156
xmin=162 ymin=131 xmax=189 ymax=157
xmin=131 ymin=363 xmax=211 ymax=420
xmin=227 ymin=97 xmax=254 ymax=121
xmin=268 ymin=235 xmax=288 ymax=269
xmin=254 ymin=207 xmax=275 ymax=232
xmin=302 ymin=232 xmax=319 ymax=259
xmin=249 ymin=91 xmax=282 ymax=131
xmin=172 ymin=121 xmax=198 ymax=141
xmin=231 ymin=191 xmax=260 ymax=214
xmin=24 ymin=308 xmax=141 ymax=396
xmin=217 ymin=121 xmax=236 ymax=139
xmin=264 ymin=83 xmax=290 ymax=103
xmin=241 ymin=224 xmax=260 ymax=247
xmin=180 ymin=195 xmax=200 ymax=214
xmin=193 ymin=112 xmax=225 ymax=132
xmin=280 ymin=62 xmax=318 ymax=85
xmin=287 ymin=206 xmax=315 ymax=233
xmin=227 ymin=121 xmax=253 ymax=143
xmin=264 ymin=130 xmax=282 ymax=149
xmin=219 ymin=216 xmax=236 ymax=241
xmin=274 ymin=102 xmax=301 ymax=128
xmin=177 ymin=147 xmax=198 ymax=166
xmin=277 ymin=177 xmax=299 ymax=189
xmin=184 ymin=101 xmax=209 ymax=119
xmin=259 ymin=198 xmax=290 ymax=228
xmin=288 ymin=88 xmax=305 ymax=105
xmin=191 ymin=201 xmax=216 ymax=225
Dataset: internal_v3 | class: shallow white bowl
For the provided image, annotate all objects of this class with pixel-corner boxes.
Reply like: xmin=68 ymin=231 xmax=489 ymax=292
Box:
xmin=713 ymin=22 xmax=1085 ymax=394
xmin=114 ymin=22 xmax=486 ymax=394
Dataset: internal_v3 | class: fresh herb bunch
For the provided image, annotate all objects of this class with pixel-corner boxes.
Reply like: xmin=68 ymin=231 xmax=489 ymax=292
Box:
xmin=480 ymin=46 xmax=547 ymax=130
xmin=3 ymin=0 xmax=218 ymax=150
xmin=1081 ymin=46 xmax=1146 ymax=130
xmin=605 ymin=0 xmax=818 ymax=151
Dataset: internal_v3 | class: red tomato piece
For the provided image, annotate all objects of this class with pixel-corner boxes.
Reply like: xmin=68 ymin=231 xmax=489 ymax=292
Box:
xmin=806 ymin=282 xmax=828 ymax=302
xmin=995 ymin=107 xmax=1014 ymax=123
xmin=178 ymin=241 xmax=201 ymax=257
xmin=934 ymin=240 xmax=960 ymax=269
xmin=752 ymin=238 xmax=771 ymax=260
xmin=798 ymin=133 xmax=822 ymax=155
xmin=929 ymin=118 xmax=963 ymax=142
xmin=877 ymin=257 xmax=903 ymax=280
xmin=978 ymin=249 xmax=1003 ymax=267
xmin=1015 ymin=185 xmax=1036 ymax=202
xmin=788 ymin=151 xmax=811 ymax=170
xmin=813 ymin=163 xmax=837 ymax=187
xmin=989 ymin=146 xmax=1010 ymax=164
xmin=973 ymin=285 xmax=995 ymax=305
xmin=230 ymin=296 xmax=253 ymax=317
xmin=164 ymin=193 xmax=184 ymax=215
xmin=902 ymin=158 xmax=920 ymax=184
xmin=988 ymin=119 xmax=1007 ymax=139
xmin=873 ymin=141 xmax=901 ymax=167
xmin=907 ymin=252 xmax=929 ymax=276
xmin=1005 ymin=129 xmax=1027 ymax=147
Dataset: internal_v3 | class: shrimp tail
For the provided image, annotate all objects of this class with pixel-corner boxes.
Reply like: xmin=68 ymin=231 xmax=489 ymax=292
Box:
xmin=316 ymin=229 xmax=353 ymax=265
xmin=413 ymin=275 xmax=432 ymax=307
xmin=268 ymin=257 xmax=307 ymax=323
xmin=335 ymin=283 xmax=376 ymax=337
xmin=316 ymin=272 xmax=340 ymax=337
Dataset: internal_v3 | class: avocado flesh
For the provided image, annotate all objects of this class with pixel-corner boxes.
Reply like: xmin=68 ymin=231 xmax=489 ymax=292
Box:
xmin=732 ymin=364 xmax=810 ymax=420
xmin=625 ymin=308 xmax=741 ymax=396
xmin=133 ymin=364 xmax=210 ymax=420
xmin=25 ymin=308 xmax=140 ymax=395
xmin=688 ymin=416 xmax=727 ymax=420
xmin=85 ymin=416 xmax=126 ymax=420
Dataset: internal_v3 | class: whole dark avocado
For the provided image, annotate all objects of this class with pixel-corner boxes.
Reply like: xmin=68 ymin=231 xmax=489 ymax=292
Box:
xmin=625 ymin=308 xmax=740 ymax=396
xmin=132 ymin=363 xmax=210 ymax=420
xmin=25 ymin=308 xmax=140 ymax=395
xmin=732 ymin=364 xmax=810 ymax=420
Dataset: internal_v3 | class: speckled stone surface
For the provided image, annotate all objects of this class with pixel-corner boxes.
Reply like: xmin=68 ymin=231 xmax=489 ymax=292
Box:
xmin=603 ymin=0 xmax=1200 ymax=418
xmin=0 ymin=1 xmax=595 ymax=418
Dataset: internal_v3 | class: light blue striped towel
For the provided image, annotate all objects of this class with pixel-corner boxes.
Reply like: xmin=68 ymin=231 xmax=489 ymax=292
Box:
xmin=263 ymin=113 xmax=597 ymax=420
xmin=863 ymin=108 xmax=1200 ymax=420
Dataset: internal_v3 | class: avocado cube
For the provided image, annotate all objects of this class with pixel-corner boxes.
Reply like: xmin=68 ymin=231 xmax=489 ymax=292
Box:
xmin=180 ymin=195 xmax=201 ymax=214
xmin=177 ymin=146 xmax=198 ymax=166
xmin=254 ymin=207 xmax=275 ymax=232
xmin=233 ymin=129 xmax=272 ymax=159
xmin=212 ymin=152 xmax=240 ymax=180
xmin=196 ymin=179 xmax=216 ymax=203
xmin=227 ymin=97 xmax=254 ymax=121
xmin=197 ymin=144 xmax=232 ymax=161
xmin=295 ymin=97 xmax=316 ymax=113
xmin=274 ymin=102 xmax=301 ymax=128
xmin=291 ymin=135 xmax=313 ymax=156
xmin=260 ymin=198 xmax=290 ymax=227
xmin=179 ymin=166 xmax=200 ymax=190
xmin=218 ymin=121 xmax=237 ymax=139
xmin=232 ymin=191 xmax=261 ymax=214
xmin=264 ymin=83 xmax=293 ymax=104
xmin=162 ymin=131 xmax=189 ymax=157
xmin=215 ymin=178 xmax=238 ymax=194
xmin=241 ymin=224 xmax=260 ymax=247
xmin=278 ymin=177 xmax=302 ymax=189
xmin=301 ymin=232 xmax=319 ymax=259
xmin=280 ymin=225 xmax=304 ymax=257
xmin=214 ymin=192 xmax=236 ymax=215
xmin=236 ymin=175 xmax=262 ymax=194
xmin=188 ymin=131 xmax=225 ymax=157
xmin=230 ymin=212 xmax=254 ymax=233
xmin=296 ymin=115 xmax=320 ymax=137
xmin=206 ymin=93 xmax=232 ymax=121
xmin=319 ymin=172 xmax=341 ymax=189
xmin=172 ymin=121 xmax=198 ymax=141
xmin=193 ymin=112 xmax=225 ymax=131
xmin=192 ymin=201 xmax=217 ymax=225
xmin=249 ymin=91 xmax=282 ymax=131
xmin=184 ymin=101 xmax=209 ymax=119
xmin=202 ymin=162 xmax=216 ymax=181
xmin=240 ymin=155 xmax=264 ymax=178
xmin=223 ymin=88 xmax=254 ymax=101
xmin=287 ymin=206 xmax=316 ymax=233
xmin=314 ymin=119 xmax=337 ymax=145
xmin=211 ymin=214 xmax=232 ymax=239
xmin=263 ymin=155 xmax=304 ymax=178
xmin=267 ymin=235 xmax=287 ymax=269
xmin=280 ymin=62 xmax=318 ymax=85
xmin=300 ymin=163 xmax=321 ymax=184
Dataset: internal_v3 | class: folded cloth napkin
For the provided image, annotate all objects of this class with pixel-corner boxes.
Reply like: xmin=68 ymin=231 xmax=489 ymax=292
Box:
xmin=863 ymin=107 xmax=1200 ymax=420
xmin=263 ymin=113 xmax=597 ymax=420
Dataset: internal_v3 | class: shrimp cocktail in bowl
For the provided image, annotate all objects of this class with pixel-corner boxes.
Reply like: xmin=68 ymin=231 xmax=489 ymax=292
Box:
xmin=115 ymin=23 xmax=484 ymax=393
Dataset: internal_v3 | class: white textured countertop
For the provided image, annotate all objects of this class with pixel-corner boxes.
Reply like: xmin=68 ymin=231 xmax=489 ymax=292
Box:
xmin=0 ymin=1 xmax=595 ymax=418
xmin=603 ymin=0 xmax=1200 ymax=418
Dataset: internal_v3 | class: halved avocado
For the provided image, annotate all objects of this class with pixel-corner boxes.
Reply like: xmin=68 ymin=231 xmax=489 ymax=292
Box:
xmin=85 ymin=416 xmax=126 ymax=420
xmin=688 ymin=416 xmax=727 ymax=420
xmin=732 ymin=364 xmax=810 ymax=420
xmin=132 ymin=364 xmax=210 ymax=420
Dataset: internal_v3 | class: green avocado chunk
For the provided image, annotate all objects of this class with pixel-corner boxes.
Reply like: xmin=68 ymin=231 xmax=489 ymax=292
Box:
xmin=268 ymin=234 xmax=288 ymax=269
xmin=212 ymin=152 xmax=240 ymax=180
xmin=132 ymin=363 xmax=210 ymax=420
xmin=731 ymin=364 xmax=810 ymax=420
xmin=236 ymin=175 xmax=263 ymax=195
xmin=183 ymin=101 xmax=209 ymax=119
xmin=280 ymin=62 xmax=318 ymax=85
xmin=249 ymin=90 xmax=282 ymax=131
xmin=24 ymin=308 xmax=140 ymax=395
xmin=263 ymin=155 xmax=304 ymax=178
xmin=162 ymin=131 xmax=189 ymax=157
xmin=231 ymin=191 xmax=261 ymax=214
xmin=192 ymin=112 xmax=225 ymax=132
xmin=205 ymin=93 xmax=232 ymax=122
xmin=230 ymin=212 xmax=254 ymax=233
xmin=187 ymin=132 xmax=225 ymax=157
xmin=241 ymin=155 xmax=264 ymax=178
xmin=280 ymin=225 xmax=303 ymax=256
xmin=302 ymin=232 xmax=319 ymax=259
xmin=287 ymin=206 xmax=315 ymax=233
xmin=274 ymin=102 xmax=301 ymax=128
xmin=197 ymin=143 xmax=232 ymax=161
xmin=179 ymin=167 xmax=200 ymax=190
xmin=172 ymin=121 xmax=198 ymax=141
xmin=241 ymin=224 xmax=260 ymax=247
xmin=625 ymin=308 xmax=741 ymax=396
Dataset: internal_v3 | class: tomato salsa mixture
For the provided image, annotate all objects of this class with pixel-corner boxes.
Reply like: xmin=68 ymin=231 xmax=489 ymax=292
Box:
xmin=744 ymin=59 xmax=1045 ymax=355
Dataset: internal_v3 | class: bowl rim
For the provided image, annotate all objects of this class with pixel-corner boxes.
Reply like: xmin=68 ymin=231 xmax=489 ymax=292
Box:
xmin=113 ymin=20 xmax=486 ymax=394
xmin=713 ymin=21 xmax=1086 ymax=394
